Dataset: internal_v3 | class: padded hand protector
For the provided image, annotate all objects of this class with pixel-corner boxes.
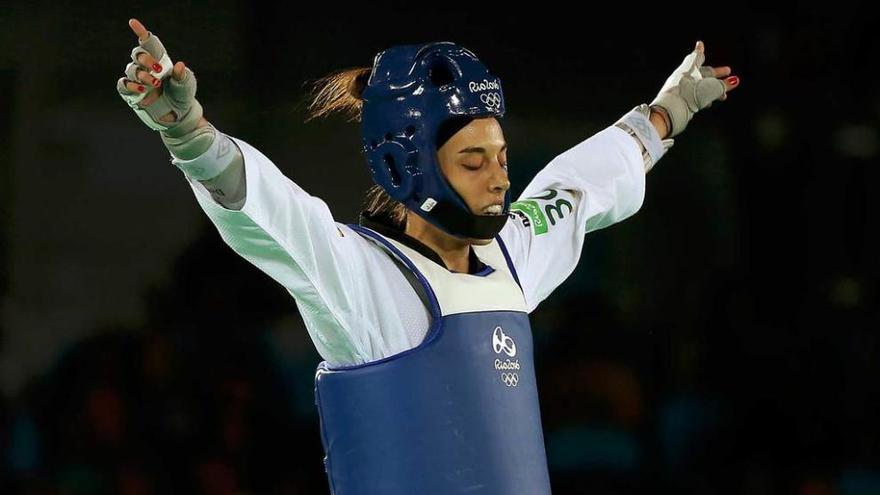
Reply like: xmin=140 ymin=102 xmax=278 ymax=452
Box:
xmin=650 ymin=42 xmax=727 ymax=138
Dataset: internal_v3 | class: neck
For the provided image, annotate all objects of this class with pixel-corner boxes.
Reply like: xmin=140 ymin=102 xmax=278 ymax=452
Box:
xmin=404 ymin=212 xmax=471 ymax=273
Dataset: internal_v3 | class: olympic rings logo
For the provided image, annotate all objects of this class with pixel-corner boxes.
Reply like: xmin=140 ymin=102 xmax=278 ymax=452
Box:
xmin=501 ymin=372 xmax=519 ymax=387
xmin=492 ymin=327 xmax=517 ymax=357
xmin=480 ymin=92 xmax=502 ymax=110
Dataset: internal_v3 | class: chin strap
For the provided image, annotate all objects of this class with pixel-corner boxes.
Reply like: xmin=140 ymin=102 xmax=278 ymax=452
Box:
xmin=424 ymin=200 xmax=509 ymax=240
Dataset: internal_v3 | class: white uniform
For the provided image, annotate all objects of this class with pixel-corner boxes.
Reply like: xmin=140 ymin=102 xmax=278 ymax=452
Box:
xmin=180 ymin=109 xmax=667 ymax=367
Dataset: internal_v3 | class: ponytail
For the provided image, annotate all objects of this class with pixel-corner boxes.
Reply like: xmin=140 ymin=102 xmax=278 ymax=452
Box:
xmin=305 ymin=67 xmax=371 ymax=123
xmin=305 ymin=67 xmax=407 ymax=229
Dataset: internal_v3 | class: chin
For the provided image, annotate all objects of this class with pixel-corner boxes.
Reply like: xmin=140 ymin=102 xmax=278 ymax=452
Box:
xmin=468 ymin=237 xmax=494 ymax=246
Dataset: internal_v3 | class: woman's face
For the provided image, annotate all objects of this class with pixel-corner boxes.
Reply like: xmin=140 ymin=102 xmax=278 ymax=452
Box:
xmin=436 ymin=117 xmax=510 ymax=222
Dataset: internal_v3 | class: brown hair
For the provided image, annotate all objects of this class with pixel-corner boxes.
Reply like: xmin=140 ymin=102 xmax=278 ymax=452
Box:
xmin=305 ymin=67 xmax=408 ymax=229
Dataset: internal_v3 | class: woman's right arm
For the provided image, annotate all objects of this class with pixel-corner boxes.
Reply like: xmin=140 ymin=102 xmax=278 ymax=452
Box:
xmin=195 ymin=134 xmax=247 ymax=210
xmin=182 ymin=130 xmax=375 ymax=365
xmin=182 ymin=130 xmax=433 ymax=368
xmin=116 ymin=19 xmax=376 ymax=364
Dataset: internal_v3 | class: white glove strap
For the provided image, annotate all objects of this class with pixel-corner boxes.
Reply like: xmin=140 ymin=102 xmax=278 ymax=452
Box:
xmin=614 ymin=104 xmax=674 ymax=172
xmin=170 ymin=128 xmax=237 ymax=181
xmin=149 ymin=53 xmax=173 ymax=79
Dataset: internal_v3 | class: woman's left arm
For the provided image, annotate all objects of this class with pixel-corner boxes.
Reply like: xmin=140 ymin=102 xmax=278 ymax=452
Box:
xmin=498 ymin=121 xmax=649 ymax=312
xmin=498 ymin=40 xmax=739 ymax=312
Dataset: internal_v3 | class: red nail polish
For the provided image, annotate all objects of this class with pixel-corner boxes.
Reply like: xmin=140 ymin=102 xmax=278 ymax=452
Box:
xmin=152 ymin=63 xmax=162 ymax=72
xmin=152 ymin=79 xmax=161 ymax=87
xmin=727 ymin=76 xmax=739 ymax=85
xmin=137 ymin=85 xmax=145 ymax=93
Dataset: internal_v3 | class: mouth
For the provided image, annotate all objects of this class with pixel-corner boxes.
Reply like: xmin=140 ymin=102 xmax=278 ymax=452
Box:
xmin=481 ymin=204 xmax=504 ymax=216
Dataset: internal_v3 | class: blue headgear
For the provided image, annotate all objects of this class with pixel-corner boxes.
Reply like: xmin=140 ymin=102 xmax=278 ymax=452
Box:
xmin=361 ymin=42 xmax=508 ymax=239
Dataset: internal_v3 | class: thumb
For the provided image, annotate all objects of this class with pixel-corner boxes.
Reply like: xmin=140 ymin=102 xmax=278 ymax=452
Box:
xmin=164 ymin=61 xmax=197 ymax=107
xmin=172 ymin=61 xmax=186 ymax=81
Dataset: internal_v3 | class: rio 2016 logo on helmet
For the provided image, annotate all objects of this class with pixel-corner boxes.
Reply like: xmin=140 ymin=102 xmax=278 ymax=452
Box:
xmin=361 ymin=42 xmax=509 ymax=239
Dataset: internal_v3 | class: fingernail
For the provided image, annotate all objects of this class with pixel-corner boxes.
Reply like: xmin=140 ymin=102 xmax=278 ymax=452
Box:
xmin=152 ymin=63 xmax=162 ymax=72
xmin=152 ymin=78 xmax=162 ymax=88
xmin=726 ymin=76 xmax=739 ymax=85
xmin=137 ymin=85 xmax=145 ymax=93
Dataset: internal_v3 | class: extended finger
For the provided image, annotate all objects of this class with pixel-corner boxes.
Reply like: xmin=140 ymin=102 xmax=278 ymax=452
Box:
xmin=129 ymin=18 xmax=149 ymax=42
xmin=127 ymin=19 xmax=172 ymax=79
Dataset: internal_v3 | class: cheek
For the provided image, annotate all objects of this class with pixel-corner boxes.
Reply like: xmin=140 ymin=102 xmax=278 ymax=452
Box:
xmin=438 ymin=155 xmax=484 ymax=211
xmin=450 ymin=172 xmax=485 ymax=208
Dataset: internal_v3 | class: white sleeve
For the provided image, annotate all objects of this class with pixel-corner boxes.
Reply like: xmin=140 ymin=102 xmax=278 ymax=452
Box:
xmin=181 ymin=135 xmax=380 ymax=364
xmin=498 ymin=124 xmax=647 ymax=313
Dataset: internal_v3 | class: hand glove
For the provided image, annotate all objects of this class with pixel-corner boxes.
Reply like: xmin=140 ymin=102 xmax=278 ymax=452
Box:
xmin=116 ymin=23 xmax=214 ymax=160
xmin=650 ymin=41 xmax=731 ymax=138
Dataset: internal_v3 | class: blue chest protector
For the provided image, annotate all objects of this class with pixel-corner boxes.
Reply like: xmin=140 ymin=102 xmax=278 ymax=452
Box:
xmin=314 ymin=225 xmax=551 ymax=495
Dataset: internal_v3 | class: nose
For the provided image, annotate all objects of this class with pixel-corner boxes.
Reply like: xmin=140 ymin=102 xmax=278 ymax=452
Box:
xmin=489 ymin=160 xmax=510 ymax=194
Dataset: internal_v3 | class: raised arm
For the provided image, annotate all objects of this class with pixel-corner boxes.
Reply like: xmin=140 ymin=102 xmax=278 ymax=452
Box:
xmin=115 ymin=19 xmax=384 ymax=365
xmin=499 ymin=40 xmax=739 ymax=312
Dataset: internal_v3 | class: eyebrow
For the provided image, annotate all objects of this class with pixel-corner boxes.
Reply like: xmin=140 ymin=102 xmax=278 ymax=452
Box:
xmin=458 ymin=143 xmax=508 ymax=154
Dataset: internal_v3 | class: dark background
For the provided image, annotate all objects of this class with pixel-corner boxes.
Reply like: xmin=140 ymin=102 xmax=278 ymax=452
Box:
xmin=1 ymin=1 xmax=878 ymax=494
